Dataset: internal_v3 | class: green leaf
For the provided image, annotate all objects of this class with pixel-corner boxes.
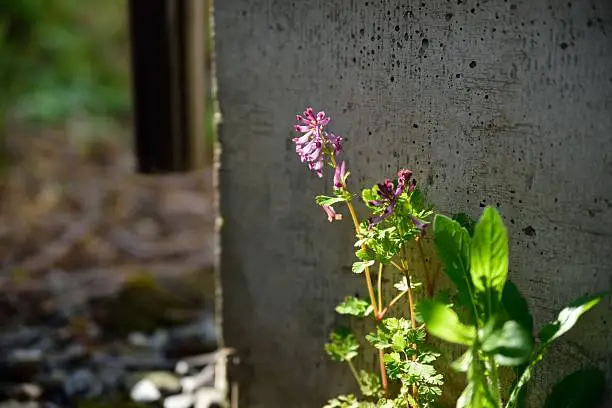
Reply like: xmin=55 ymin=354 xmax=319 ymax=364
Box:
xmin=409 ymin=188 xmax=426 ymax=212
xmin=361 ymin=186 xmax=379 ymax=207
xmin=418 ymin=300 xmax=476 ymax=345
xmin=323 ymin=394 xmax=360 ymax=408
xmin=508 ymin=292 xmax=609 ymax=408
xmin=355 ymin=248 xmax=374 ymax=261
xmin=539 ymin=291 xmax=608 ymax=344
xmin=351 ymin=260 xmax=374 ymax=274
xmin=480 ymin=319 xmax=534 ymax=366
xmin=365 ymin=331 xmax=391 ymax=350
xmin=502 ymin=281 xmax=534 ymax=335
xmin=470 ymin=206 xmax=508 ymax=315
xmin=432 ymin=214 xmax=473 ymax=308
xmin=315 ymin=195 xmax=346 ymax=206
xmin=543 ymin=368 xmax=606 ymax=408
xmin=453 ymin=212 xmax=476 ymax=236
xmin=451 ymin=350 xmax=472 ymax=372
xmin=391 ymin=330 xmax=407 ymax=351
xmin=336 ymin=296 xmax=374 ymax=317
xmin=358 ymin=370 xmax=383 ymax=398
xmin=324 ymin=328 xmax=359 ymax=362
xmin=458 ymin=356 xmax=498 ymax=408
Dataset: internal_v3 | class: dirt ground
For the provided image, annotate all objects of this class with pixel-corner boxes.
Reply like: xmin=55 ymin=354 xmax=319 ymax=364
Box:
xmin=0 ymin=121 xmax=217 ymax=407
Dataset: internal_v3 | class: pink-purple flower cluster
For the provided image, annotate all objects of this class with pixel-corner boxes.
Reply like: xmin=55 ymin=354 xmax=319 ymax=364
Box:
xmin=292 ymin=107 xmax=343 ymax=177
xmin=368 ymin=169 xmax=417 ymax=227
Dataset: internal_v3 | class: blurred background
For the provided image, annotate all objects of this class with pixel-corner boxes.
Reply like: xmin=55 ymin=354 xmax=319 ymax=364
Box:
xmin=0 ymin=1 xmax=218 ymax=407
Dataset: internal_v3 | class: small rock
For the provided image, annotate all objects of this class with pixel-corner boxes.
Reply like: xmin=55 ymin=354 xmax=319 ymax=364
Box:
xmin=0 ymin=401 xmax=39 ymax=408
xmin=194 ymin=388 xmax=224 ymax=408
xmin=97 ymin=366 xmax=124 ymax=391
xmin=2 ymin=349 xmax=44 ymax=382
xmin=130 ymin=379 xmax=161 ymax=402
xmin=180 ymin=366 xmax=214 ymax=393
xmin=164 ymin=314 xmax=216 ymax=359
xmin=127 ymin=371 xmax=180 ymax=394
xmin=151 ymin=330 xmax=169 ymax=351
xmin=127 ymin=332 xmax=149 ymax=348
xmin=0 ymin=383 xmax=42 ymax=401
xmin=0 ymin=327 xmax=41 ymax=349
xmin=46 ymin=344 xmax=86 ymax=369
xmin=8 ymin=350 xmax=43 ymax=363
xmin=174 ymin=361 xmax=189 ymax=376
xmin=17 ymin=383 xmax=42 ymax=400
xmin=164 ymin=393 xmax=194 ymax=408
xmin=63 ymin=369 xmax=101 ymax=398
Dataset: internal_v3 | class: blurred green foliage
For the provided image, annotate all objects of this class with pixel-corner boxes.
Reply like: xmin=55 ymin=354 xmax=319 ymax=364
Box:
xmin=0 ymin=0 xmax=130 ymax=123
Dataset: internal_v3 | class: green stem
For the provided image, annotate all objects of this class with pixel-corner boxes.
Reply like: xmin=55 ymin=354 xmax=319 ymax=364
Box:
xmin=464 ymin=271 xmax=481 ymax=328
xmin=400 ymin=244 xmax=418 ymax=401
xmin=416 ymin=239 xmax=433 ymax=297
xmin=488 ymin=355 xmax=502 ymax=407
xmin=378 ymin=290 xmax=408 ymax=319
xmin=347 ymin=359 xmax=363 ymax=389
xmin=390 ymin=260 xmax=404 ymax=272
xmin=377 ymin=262 xmax=383 ymax=311
xmin=330 ymin=155 xmax=387 ymax=394
xmin=506 ymin=346 xmax=546 ymax=408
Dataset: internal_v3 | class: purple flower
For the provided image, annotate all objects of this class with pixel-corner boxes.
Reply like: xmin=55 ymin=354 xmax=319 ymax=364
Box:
xmin=334 ymin=160 xmax=346 ymax=190
xmin=368 ymin=169 xmax=416 ymax=227
xmin=292 ymin=107 xmax=342 ymax=177
xmin=322 ymin=205 xmax=343 ymax=222
xmin=328 ymin=133 xmax=343 ymax=156
xmin=409 ymin=214 xmax=430 ymax=236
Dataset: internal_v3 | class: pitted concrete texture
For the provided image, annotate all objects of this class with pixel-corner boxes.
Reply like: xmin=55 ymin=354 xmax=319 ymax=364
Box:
xmin=215 ymin=0 xmax=612 ymax=406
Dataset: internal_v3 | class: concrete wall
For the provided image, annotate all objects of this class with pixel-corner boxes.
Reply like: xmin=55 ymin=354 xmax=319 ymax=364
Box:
xmin=215 ymin=0 xmax=612 ymax=406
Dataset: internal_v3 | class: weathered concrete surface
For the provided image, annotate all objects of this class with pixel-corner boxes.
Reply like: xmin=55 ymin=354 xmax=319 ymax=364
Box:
xmin=215 ymin=0 xmax=612 ymax=406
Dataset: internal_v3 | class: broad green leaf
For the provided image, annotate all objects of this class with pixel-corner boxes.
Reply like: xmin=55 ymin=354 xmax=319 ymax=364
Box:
xmin=453 ymin=212 xmax=476 ymax=237
xmin=458 ymin=357 xmax=497 ymax=408
xmin=409 ymin=188 xmax=425 ymax=212
xmin=543 ymin=368 xmax=605 ymax=408
xmin=470 ymin=206 xmax=508 ymax=315
xmin=315 ymin=195 xmax=345 ymax=206
xmin=432 ymin=214 xmax=473 ymax=308
xmin=508 ymin=292 xmax=608 ymax=408
xmin=481 ymin=320 xmax=533 ymax=366
xmin=419 ymin=300 xmax=476 ymax=345
xmin=351 ymin=260 xmax=374 ymax=274
xmin=324 ymin=328 xmax=359 ymax=362
xmin=335 ymin=296 xmax=374 ymax=317
xmin=502 ymin=281 xmax=534 ymax=336
xmin=538 ymin=291 xmax=608 ymax=344
xmin=506 ymin=349 xmax=543 ymax=408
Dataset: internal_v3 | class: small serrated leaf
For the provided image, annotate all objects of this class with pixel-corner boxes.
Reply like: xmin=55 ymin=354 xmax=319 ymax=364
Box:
xmin=325 ymin=328 xmax=359 ymax=362
xmin=351 ymin=260 xmax=374 ymax=274
xmin=355 ymin=248 xmax=374 ymax=261
xmin=336 ymin=296 xmax=374 ymax=317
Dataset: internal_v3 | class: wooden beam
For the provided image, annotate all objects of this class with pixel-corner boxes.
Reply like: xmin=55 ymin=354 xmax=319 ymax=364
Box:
xmin=128 ymin=0 xmax=207 ymax=173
